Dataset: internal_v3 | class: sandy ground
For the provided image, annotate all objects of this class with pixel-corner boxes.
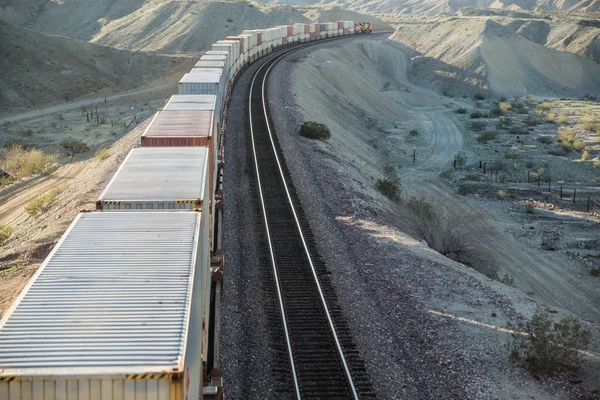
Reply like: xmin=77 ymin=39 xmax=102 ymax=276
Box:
xmin=264 ymin=34 xmax=600 ymax=397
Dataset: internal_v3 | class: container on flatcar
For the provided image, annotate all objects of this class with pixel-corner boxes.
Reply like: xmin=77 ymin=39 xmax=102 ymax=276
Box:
xmin=96 ymin=147 xmax=210 ymax=212
xmin=179 ymin=71 xmax=226 ymax=100
xmin=0 ymin=212 xmax=210 ymax=400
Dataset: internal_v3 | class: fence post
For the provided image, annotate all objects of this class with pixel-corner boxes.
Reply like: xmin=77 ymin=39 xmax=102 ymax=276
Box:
xmin=560 ymin=184 xmax=563 ymax=199
xmin=483 ymin=162 xmax=486 ymax=174
xmin=454 ymin=159 xmax=456 ymax=169
xmin=538 ymin=174 xmax=540 ymax=187
xmin=573 ymin=188 xmax=576 ymax=203
xmin=86 ymin=113 xmax=89 ymax=123
xmin=548 ymin=178 xmax=551 ymax=192
xmin=413 ymin=148 xmax=416 ymax=163
xmin=587 ymin=196 xmax=591 ymax=212
xmin=527 ymin=171 xmax=530 ymax=183
xmin=479 ymin=160 xmax=482 ymax=168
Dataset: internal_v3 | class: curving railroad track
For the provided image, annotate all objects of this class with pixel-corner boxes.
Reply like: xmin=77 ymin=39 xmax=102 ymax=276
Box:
xmin=247 ymin=42 xmax=376 ymax=400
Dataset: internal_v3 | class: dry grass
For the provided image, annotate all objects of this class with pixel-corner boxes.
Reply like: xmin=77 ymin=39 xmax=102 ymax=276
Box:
xmin=24 ymin=187 xmax=62 ymax=217
xmin=94 ymin=148 xmax=110 ymax=161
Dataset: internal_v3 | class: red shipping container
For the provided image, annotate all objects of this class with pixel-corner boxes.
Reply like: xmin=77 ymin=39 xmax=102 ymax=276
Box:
xmin=304 ymin=25 xmax=310 ymax=34
xmin=314 ymin=24 xmax=320 ymax=33
xmin=287 ymin=26 xmax=293 ymax=37
xmin=338 ymin=21 xmax=344 ymax=29
xmin=256 ymin=32 xmax=262 ymax=45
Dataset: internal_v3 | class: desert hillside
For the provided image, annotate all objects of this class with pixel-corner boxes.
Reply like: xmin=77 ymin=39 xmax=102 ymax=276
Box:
xmin=390 ymin=18 xmax=600 ymax=96
xmin=0 ymin=20 xmax=183 ymax=110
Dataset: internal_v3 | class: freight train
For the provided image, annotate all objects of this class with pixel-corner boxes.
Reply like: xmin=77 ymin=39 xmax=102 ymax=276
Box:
xmin=0 ymin=20 xmax=371 ymax=400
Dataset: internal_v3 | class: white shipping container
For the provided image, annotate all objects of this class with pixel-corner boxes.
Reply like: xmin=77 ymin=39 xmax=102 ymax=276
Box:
xmin=165 ymin=94 xmax=220 ymax=117
xmin=179 ymin=72 xmax=225 ymax=100
xmin=96 ymin=147 xmax=210 ymax=212
xmin=0 ymin=212 xmax=210 ymax=400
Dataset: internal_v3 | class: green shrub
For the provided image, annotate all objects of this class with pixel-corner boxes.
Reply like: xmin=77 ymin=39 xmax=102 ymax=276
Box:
xmin=457 ymin=185 xmax=473 ymax=195
xmin=470 ymin=122 xmax=486 ymax=132
xmin=504 ymin=153 xmax=519 ymax=160
xmin=496 ymin=117 xmax=512 ymax=130
xmin=61 ymin=138 xmax=89 ymax=154
xmin=94 ymin=148 xmax=110 ymax=161
xmin=499 ymin=96 xmax=507 ymax=102
xmin=523 ymin=116 xmax=541 ymax=126
xmin=537 ymin=136 xmax=553 ymax=144
xmin=470 ymin=111 xmax=484 ymax=119
xmin=473 ymin=92 xmax=486 ymax=100
xmin=300 ymin=121 xmax=331 ymax=140
xmin=455 ymin=108 xmax=468 ymax=114
xmin=1 ymin=146 xmax=57 ymax=178
xmin=24 ymin=188 xmax=61 ymax=217
xmin=477 ymin=131 xmax=497 ymax=143
xmin=498 ymin=273 xmax=514 ymax=285
xmin=0 ymin=225 xmax=13 ymax=246
xmin=508 ymin=309 xmax=591 ymax=375
xmin=409 ymin=129 xmax=419 ymax=136
xmin=376 ymin=179 xmax=400 ymax=201
xmin=488 ymin=107 xmax=504 ymax=118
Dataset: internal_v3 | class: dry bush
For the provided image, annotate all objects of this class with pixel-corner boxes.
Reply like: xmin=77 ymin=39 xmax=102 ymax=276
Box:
xmin=558 ymin=128 xmax=586 ymax=151
xmin=61 ymin=138 xmax=89 ymax=154
xmin=509 ymin=309 xmax=591 ymax=376
xmin=0 ymin=225 xmax=12 ymax=246
xmin=581 ymin=150 xmax=590 ymax=161
xmin=94 ymin=148 xmax=110 ymax=161
xmin=536 ymin=102 xmax=552 ymax=113
xmin=477 ymin=131 xmax=498 ymax=143
xmin=0 ymin=146 xmax=57 ymax=178
xmin=556 ymin=114 xmax=568 ymax=124
xmin=24 ymin=187 xmax=62 ymax=217
xmin=499 ymin=103 xmax=513 ymax=112
xmin=580 ymin=116 xmax=600 ymax=133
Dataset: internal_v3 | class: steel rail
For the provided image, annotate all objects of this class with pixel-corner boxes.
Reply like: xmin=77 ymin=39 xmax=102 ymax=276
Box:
xmin=248 ymin=40 xmax=360 ymax=399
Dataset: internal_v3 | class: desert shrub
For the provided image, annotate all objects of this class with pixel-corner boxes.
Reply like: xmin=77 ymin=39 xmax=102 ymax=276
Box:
xmin=508 ymin=127 xmax=528 ymax=135
xmin=536 ymin=102 xmax=552 ymax=112
xmin=409 ymin=129 xmax=419 ymax=136
xmin=477 ymin=131 xmax=498 ymax=143
xmin=558 ymin=128 xmax=585 ymax=151
xmin=463 ymin=174 xmax=482 ymax=181
xmin=499 ymin=273 xmax=514 ymax=285
xmin=508 ymin=309 xmax=591 ymax=375
xmin=0 ymin=146 xmax=57 ymax=178
xmin=591 ymin=268 xmax=600 ymax=277
xmin=94 ymin=148 xmax=110 ymax=161
xmin=556 ymin=114 xmax=568 ymax=124
xmin=581 ymin=150 xmax=590 ymax=161
xmin=491 ymin=159 xmax=507 ymax=172
xmin=499 ymin=96 xmax=507 ymax=102
xmin=504 ymin=153 xmax=519 ymax=160
xmin=523 ymin=203 xmax=535 ymax=214
xmin=61 ymin=138 xmax=89 ymax=154
xmin=499 ymin=103 xmax=512 ymax=112
xmin=470 ymin=111 xmax=484 ymax=119
xmin=522 ymin=116 xmax=541 ymax=126
xmin=537 ymin=136 xmax=553 ymax=144
xmin=457 ymin=185 xmax=473 ymax=195
xmin=300 ymin=121 xmax=331 ymax=140
xmin=488 ymin=106 xmax=504 ymax=117
xmin=545 ymin=113 xmax=556 ymax=123
xmin=496 ymin=117 xmax=512 ymax=130
xmin=470 ymin=122 xmax=486 ymax=132
xmin=474 ymin=101 xmax=483 ymax=108
xmin=580 ymin=116 xmax=600 ymax=133
xmin=473 ymin=92 xmax=485 ymax=100
xmin=24 ymin=188 xmax=61 ymax=217
xmin=454 ymin=151 xmax=467 ymax=167
xmin=595 ymin=158 xmax=600 ymax=168
xmin=0 ymin=225 xmax=13 ymax=246
xmin=376 ymin=179 xmax=400 ymax=202
xmin=0 ymin=175 xmax=14 ymax=187
xmin=455 ymin=108 xmax=468 ymax=114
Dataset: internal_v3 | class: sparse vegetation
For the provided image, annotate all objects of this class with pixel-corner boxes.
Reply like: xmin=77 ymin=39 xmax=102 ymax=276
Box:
xmin=473 ymin=92 xmax=485 ymax=100
xmin=477 ymin=131 xmax=497 ymax=143
xmin=498 ymin=273 xmax=514 ymax=286
xmin=581 ymin=150 xmax=590 ymax=161
xmin=537 ymin=136 xmax=553 ymax=144
xmin=470 ymin=111 xmax=484 ymax=119
xmin=499 ymin=103 xmax=512 ymax=112
xmin=504 ymin=153 xmax=519 ymax=160
xmin=457 ymin=185 xmax=473 ymax=195
xmin=557 ymin=128 xmax=586 ymax=151
xmin=94 ymin=148 xmax=110 ymax=161
xmin=580 ymin=116 xmax=600 ymax=133
xmin=300 ymin=121 xmax=331 ymax=140
xmin=24 ymin=187 xmax=61 ymax=217
xmin=470 ymin=122 xmax=486 ymax=132
xmin=455 ymin=108 xmax=468 ymax=114
xmin=556 ymin=114 xmax=568 ymax=124
xmin=376 ymin=179 xmax=400 ymax=202
xmin=61 ymin=138 xmax=89 ymax=154
xmin=488 ymin=106 xmax=504 ymax=118
xmin=536 ymin=102 xmax=552 ymax=113
xmin=508 ymin=309 xmax=591 ymax=376
xmin=0 ymin=146 xmax=57 ymax=179
xmin=409 ymin=129 xmax=419 ymax=136
xmin=523 ymin=203 xmax=535 ymax=214
xmin=0 ymin=225 xmax=13 ymax=246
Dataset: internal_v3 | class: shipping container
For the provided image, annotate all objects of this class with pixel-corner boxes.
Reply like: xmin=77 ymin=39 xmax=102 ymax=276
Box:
xmin=0 ymin=212 xmax=210 ymax=400
xmin=178 ymin=72 xmax=225 ymax=100
xmin=96 ymin=147 xmax=209 ymax=212
xmin=141 ymin=110 xmax=214 ymax=148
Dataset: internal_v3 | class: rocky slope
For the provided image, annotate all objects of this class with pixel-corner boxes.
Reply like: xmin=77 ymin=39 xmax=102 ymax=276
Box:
xmin=0 ymin=20 xmax=182 ymax=109
xmin=391 ymin=18 xmax=600 ymax=96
